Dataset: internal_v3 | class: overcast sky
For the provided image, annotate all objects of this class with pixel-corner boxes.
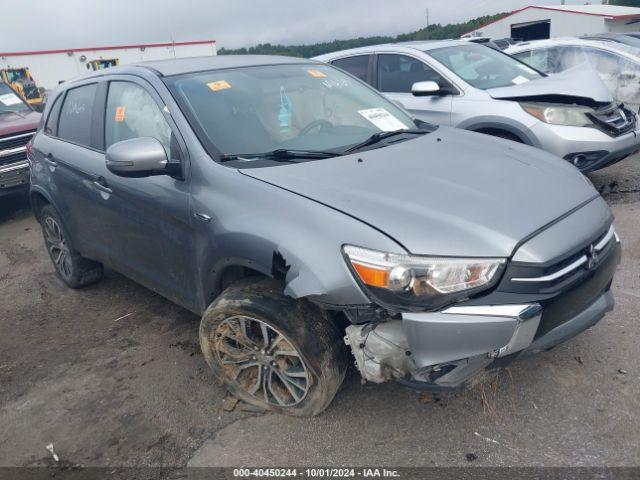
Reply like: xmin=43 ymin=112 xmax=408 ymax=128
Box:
xmin=5 ymin=0 xmax=602 ymax=52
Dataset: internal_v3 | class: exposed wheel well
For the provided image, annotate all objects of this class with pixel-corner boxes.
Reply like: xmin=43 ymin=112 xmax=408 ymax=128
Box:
xmin=473 ymin=128 xmax=525 ymax=144
xmin=30 ymin=192 xmax=50 ymax=221
xmin=209 ymin=265 xmax=268 ymax=303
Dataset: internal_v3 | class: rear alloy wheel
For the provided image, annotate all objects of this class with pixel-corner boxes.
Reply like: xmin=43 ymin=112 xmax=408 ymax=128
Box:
xmin=43 ymin=216 xmax=74 ymax=281
xmin=200 ymin=278 xmax=348 ymax=416
xmin=39 ymin=205 xmax=104 ymax=288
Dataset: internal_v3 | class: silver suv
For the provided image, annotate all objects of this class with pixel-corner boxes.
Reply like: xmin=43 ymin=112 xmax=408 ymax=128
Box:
xmin=315 ymin=40 xmax=640 ymax=172
xmin=30 ymin=56 xmax=620 ymax=416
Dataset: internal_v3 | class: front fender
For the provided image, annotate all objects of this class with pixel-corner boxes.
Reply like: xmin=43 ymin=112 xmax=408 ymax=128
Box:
xmin=193 ymin=165 xmax=406 ymax=313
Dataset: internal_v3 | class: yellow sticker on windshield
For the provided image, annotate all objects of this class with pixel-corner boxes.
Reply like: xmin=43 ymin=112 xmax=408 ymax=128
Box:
xmin=307 ymin=69 xmax=327 ymax=78
xmin=207 ymin=80 xmax=232 ymax=92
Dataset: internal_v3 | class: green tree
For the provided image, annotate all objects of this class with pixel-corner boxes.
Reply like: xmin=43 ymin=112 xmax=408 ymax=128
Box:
xmin=609 ymin=0 xmax=640 ymax=6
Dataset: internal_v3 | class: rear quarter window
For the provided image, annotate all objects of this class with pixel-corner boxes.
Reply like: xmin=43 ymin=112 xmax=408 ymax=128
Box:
xmin=57 ymin=84 xmax=97 ymax=147
xmin=44 ymin=94 xmax=64 ymax=136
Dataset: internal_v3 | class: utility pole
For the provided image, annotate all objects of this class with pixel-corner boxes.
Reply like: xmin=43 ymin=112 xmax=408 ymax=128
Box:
xmin=426 ymin=8 xmax=430 ymax=29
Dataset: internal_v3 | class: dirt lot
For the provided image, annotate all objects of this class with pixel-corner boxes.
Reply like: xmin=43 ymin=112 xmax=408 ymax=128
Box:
xmin=0 ymin=157 xmax=639 ymax=468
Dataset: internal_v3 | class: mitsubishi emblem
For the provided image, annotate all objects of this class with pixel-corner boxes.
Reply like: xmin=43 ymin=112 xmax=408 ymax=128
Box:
xmin=586 ymin=244 xmax=598 ymax=270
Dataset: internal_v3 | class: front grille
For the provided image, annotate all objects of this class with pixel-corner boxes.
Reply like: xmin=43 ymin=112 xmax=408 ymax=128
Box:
xmin=536 ymin=243 xmax=619 ymax=338
xmin=0 ymin=163 xmax=29 ymax=189
xmin=589 ymin=103 xmax=636 ymax=137
xmin=0 ymin=131 xmax=34 ymax=167
xmin=494 ymin=226 xmax=620 ymax=338
xmin=499 ymin=225 xmax=615 ymax=295
xmin=0 ymin=131 xmax=34 ymax=150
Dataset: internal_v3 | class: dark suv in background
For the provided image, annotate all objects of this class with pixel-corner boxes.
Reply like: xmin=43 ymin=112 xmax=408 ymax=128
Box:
xmin=0 ymin=82 xmax=41 ymax=196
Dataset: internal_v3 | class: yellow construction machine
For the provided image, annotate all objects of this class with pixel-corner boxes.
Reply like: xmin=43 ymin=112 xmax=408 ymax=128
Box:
xmin=0 ymin=67 xmax=44 ymax=109
xmin=88 ymin=58 xmax=119 ymax=71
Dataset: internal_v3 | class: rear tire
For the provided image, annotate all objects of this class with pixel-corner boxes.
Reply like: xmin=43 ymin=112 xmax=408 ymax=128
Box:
xmin=199 ymin=278 xmax=348 ymax=417
xmin=39 ymin=205 xmax=104 ymax=289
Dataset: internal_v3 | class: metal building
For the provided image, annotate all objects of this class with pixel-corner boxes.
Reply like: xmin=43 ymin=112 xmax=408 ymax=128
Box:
xmin=464 ymin=5 xmax=640 ymax=42
xmin=0 ymin=40 xmax=217 ymax=90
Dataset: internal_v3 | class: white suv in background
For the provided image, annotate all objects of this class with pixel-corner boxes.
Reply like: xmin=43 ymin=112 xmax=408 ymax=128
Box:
xmin=315 ymin=40 xmax=640 ymax=172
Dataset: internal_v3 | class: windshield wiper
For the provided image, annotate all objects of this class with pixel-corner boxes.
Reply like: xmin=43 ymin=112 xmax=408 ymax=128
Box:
xmin=342 ymin=128 xmax=429 ymax=154
xmin=220 ymin=149 xmax=339 ymax=163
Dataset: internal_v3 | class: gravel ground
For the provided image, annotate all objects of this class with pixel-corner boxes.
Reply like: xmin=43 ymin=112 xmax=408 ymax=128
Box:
xmin=0 ymin=156 xmax=638 ymax=468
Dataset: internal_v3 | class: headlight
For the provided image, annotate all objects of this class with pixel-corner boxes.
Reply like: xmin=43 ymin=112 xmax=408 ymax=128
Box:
xmin=343 ymin=245 xmax=506 ymax=309
xmin=520 ymin=102 xmax=595 ymax=127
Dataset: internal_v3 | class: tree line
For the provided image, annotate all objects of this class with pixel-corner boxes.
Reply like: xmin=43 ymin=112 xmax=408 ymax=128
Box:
xmin=219 ymin=12 xmax=507 ymax=58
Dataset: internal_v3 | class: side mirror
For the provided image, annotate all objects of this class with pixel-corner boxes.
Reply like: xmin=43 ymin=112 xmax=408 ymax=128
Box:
xmin=412 ymin=81 xmax=456 ymax=97
xmin=106 ymin=137 xmax=175 ymax=177
xmin=411 ymin=81 xmax=441 ymax=97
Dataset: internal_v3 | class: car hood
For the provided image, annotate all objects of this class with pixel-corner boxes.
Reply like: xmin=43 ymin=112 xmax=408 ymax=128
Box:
xmin=0 ymin=110 xmax=41 ymax=136
xmin=487 ymin=67 xmax=612 ymax=105
xmin=241 ymin=127 xmax=598 ymax=257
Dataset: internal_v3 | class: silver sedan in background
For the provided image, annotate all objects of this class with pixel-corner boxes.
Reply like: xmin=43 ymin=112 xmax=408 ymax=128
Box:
xmin=315 ymin=40 xmax=640 ymax=172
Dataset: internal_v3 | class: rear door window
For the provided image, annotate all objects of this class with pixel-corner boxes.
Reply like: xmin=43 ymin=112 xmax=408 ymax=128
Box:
xmin=331 ymin=55 xmax=371 ymax=83
xmin=104 ymin=81 xmax=174 ymax=157
xmin=57 ymin=84 xmax=97 ymax=147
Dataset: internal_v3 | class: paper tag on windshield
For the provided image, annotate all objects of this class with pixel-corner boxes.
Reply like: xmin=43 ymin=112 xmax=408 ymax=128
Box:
xmin=512 ymin=75 xmax=530 ymax=85
xmin=0 ymin=93 xmax=22 ymax=106
xmin=358 ymin=108 xmax=407 ymax=132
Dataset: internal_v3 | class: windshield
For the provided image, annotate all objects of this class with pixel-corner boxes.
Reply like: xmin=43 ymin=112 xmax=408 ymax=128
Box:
xmin=428 ymin=43 xmax=542 ymax=89
xmin=0 ymin=83 xmax=30 ymax=114
xmin=165 ymin=63 xmax=416 ymax=160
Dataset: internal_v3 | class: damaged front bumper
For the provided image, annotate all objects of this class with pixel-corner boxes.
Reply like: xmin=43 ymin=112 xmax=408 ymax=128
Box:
xmin=344 ymin=230 xmax=621 ymax=391
xmin=531 ymin=121 xmax=640 ymax=173
xmin=345 ymin=291 xmax=614 ymax=391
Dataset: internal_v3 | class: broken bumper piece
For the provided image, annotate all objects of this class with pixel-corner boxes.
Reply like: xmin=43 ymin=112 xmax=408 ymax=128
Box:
xmin=344 ymin=290 xmax=613 ymax=390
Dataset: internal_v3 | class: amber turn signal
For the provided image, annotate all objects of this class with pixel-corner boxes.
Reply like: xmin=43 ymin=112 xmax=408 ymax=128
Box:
xmin=351 ymin=261 xmax=389 ymax=288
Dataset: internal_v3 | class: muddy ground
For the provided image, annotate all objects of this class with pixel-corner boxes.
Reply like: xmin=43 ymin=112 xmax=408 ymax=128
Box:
xmin=0 ymin=157 xmax=639 ymax=468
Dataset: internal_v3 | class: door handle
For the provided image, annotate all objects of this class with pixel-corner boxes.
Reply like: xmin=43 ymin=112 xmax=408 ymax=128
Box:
xmin=92 ymin=178 xmax=113 ymax=195
xmin=194 ymin=212 xmax=212 ymax=223
xmin=44 ymin=154 xmax=57 ymax=167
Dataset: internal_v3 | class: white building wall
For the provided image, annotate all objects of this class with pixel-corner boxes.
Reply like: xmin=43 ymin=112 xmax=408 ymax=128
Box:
xmin=469 ymin=9 xmax=607 ymax=39
xmin=608 ymin=19 xmax=640 ymax=33
xmin=0 ymin=42 xmax=216 ymax=90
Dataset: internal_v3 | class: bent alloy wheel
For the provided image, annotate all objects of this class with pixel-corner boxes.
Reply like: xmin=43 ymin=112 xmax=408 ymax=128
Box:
xmin=200 ymin=278 xmax=348 ymax=416
xmin=43 ymin=216 xmax=73 ymax=281
xmin=214 ymin=315 xmax=310 ymax=407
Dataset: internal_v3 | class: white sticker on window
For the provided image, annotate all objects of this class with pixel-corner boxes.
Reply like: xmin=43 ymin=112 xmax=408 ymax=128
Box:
xmin=0 ymin=93 xmax=22 ymax=106
xmin=358 ymin=108 xmax=408 ymax=132
xmin=517 ymin=64 xmax=538 ymax=75
xmin=512 ymin=75 xmax=530 ymax=85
